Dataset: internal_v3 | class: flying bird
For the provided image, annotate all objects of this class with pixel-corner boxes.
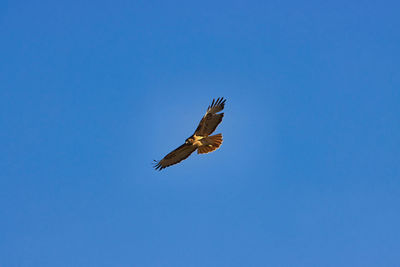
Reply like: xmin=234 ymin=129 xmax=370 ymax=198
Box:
xmin=154 ymin=97 xmax=226 ymax=170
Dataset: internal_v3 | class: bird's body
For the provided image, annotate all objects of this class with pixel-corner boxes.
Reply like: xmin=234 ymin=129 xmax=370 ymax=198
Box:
xmin=154 ymin=97 xmax=226 ymax=170
xmin=188 ymin=135 xmax=204 ymax=147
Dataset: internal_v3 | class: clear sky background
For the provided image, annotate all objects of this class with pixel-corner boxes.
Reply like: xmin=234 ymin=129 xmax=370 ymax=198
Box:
xmin=1 ymin=0 xmax=399 ymax=266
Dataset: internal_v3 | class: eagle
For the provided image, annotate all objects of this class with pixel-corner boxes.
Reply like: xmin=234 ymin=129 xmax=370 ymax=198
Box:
xmin=154 ymin=97 xmax=226 ymax=170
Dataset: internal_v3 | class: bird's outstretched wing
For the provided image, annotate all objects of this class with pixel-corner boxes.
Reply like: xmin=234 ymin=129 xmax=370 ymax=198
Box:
xmin=153 ymin=143 xmax=197 ymax=170
xmin=194 ymin=97 xmax=226 ymax=136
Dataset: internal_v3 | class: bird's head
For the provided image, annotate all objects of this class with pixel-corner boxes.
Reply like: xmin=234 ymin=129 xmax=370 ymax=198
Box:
xmin=185 ymin=137 xmax=194 ymax=144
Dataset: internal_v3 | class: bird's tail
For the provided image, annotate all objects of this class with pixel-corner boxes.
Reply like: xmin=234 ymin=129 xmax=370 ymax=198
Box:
xmin=197 ymin=133 xmax=223 ymax=154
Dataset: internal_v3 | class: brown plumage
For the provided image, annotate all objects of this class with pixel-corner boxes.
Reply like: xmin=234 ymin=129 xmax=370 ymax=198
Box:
xmin=154 ymin=97 xmax=226 ymax=171
xmin=197 ymin=133 xmax=223 ymax=154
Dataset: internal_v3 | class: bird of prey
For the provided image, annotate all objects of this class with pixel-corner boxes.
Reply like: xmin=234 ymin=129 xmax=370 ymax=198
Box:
xmin=154 ymin=97 xmax=226 ymax=170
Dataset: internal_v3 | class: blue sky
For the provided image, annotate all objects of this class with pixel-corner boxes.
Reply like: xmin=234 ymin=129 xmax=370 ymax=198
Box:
xmin=1 ymin=0 xmax=399 ymax=266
